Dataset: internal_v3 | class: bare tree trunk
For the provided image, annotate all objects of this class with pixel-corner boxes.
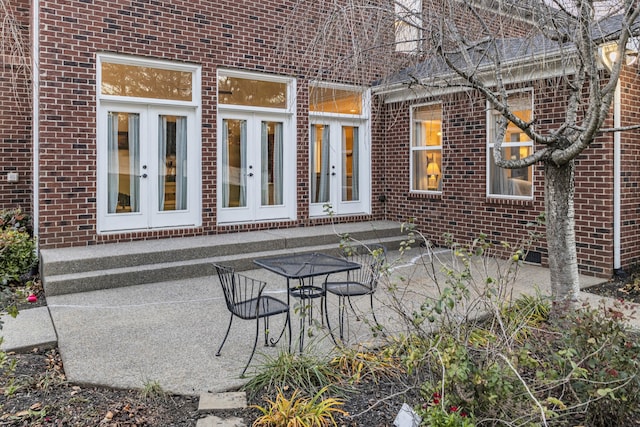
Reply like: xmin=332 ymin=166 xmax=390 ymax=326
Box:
xmin=545 ymin=160 xmax=581 ymax=306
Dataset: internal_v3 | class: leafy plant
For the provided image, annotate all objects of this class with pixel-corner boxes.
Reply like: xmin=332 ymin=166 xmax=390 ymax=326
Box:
xmin=0 ymin=228 xmax=37 ymax=286
xmin=252 ymin=386 xmax=347 ymax=427
xmin=0 ymin=208 xmax=31 ymax=233
xmin=418 ymin=392 xmax=474 ymax=427
xmin=243 ymin=349 xmax=346 ymax=400
xmin=330 ymin=346 xmax=403 ymax=384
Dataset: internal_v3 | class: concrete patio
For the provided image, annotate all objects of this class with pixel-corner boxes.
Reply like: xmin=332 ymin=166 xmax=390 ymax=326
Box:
xmin=2 ymin=244 xmax=621 ymax=397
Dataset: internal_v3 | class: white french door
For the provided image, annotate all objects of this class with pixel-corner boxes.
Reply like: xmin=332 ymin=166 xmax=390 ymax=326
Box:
xmin=217 ymin=112 xmax=294 ymax=223
xmin=97 ymin=104 xmax=200 ymax=232
xmin=309 ymin=120 xmax=370 ymax=216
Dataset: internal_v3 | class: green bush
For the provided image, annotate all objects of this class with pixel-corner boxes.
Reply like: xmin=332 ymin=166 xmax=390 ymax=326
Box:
xmin=545 ymin=305 xmax=640 ymax=426
xmin=0 ymin=228 xmax=37 ymax=286
xmin=0 ymin=208 xmax=31 ymax=233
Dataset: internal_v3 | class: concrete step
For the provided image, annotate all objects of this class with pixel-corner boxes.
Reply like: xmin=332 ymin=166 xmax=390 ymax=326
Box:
xmin=41 ymin=221 xmax=406 ymax=296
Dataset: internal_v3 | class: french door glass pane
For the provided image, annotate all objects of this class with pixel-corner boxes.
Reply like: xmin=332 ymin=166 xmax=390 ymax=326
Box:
xmin=261 ymin=121 xmax=283 ymax=206
xmin=310 ymin=124 xmax=330 ymax=203
xmin=342 ymin=126 xmax=359 ymax=201
xmin=159 ymin=115 xmax=188 ymax=211
xmin=107 ymin=112 xmax=140 ymax=213
xmin=222 ymin=119 xmax=247 ymax=208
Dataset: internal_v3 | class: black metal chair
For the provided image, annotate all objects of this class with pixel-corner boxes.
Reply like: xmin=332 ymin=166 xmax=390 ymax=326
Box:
xmin=323 ymin=244 xmax=386 ymax=344
xmin=213 ymin=263 xmax=291 ymax=376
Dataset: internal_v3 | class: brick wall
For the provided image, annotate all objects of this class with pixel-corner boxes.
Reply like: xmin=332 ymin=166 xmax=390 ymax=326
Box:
xmin=379 ymin=78 xmax=617 ymax=278
xmin=0 ymin=0 xmax=31 ymax=215
xmin=36 ymin=0 xmax=395 ymax=248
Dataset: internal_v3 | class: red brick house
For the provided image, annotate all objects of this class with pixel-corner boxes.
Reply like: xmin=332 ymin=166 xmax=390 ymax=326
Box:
xmin=1 ymin=0 xmax=639 ymax=279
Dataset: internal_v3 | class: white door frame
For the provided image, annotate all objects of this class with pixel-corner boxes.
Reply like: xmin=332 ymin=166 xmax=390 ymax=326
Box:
xmin=309 ymin=118 xmax=370 ymax=217
xmin=217 ymin=110 xmax=296 ymax=224
xmin=97 ymin=102 xmax=201 ymax=232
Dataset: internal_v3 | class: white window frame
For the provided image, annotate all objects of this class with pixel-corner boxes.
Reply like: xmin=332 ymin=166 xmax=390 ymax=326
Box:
xmin=410 ymin=102 xmax=442 ymax=193
xmin=96 ymin=53 xmax=202 ymax=233
xmin=486 ymin=89 xmax=534 ymax=200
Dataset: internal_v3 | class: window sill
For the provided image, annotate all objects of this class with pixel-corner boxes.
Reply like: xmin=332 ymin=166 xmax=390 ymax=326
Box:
xmin=485 ymin=196 xmax=534 ymax=206
xmin=408 ymin=191 xmax=442 ymax=199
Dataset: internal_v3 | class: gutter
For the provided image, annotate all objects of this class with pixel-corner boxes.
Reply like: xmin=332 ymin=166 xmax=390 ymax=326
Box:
xmin=31 ymin=0 xmax=39 ymax=239
xmin=374 ymin=48 xmax=575 ymax=103
xmin=613 ymin=79 xmax=621 ymax=271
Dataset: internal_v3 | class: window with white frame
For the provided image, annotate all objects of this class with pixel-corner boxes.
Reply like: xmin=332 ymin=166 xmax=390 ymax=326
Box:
xmin=395 ymin=0 xmax=422 ymax=53
xmin=411 ymin=104 xmax=442 ymax=192
xmin=487 ymin=92 xmax=533 ymax=198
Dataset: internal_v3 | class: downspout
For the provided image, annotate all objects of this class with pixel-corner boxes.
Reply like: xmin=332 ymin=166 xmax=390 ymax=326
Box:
xmin=32 ymin=0 xmax=40 ymax=240
xmin=613 ymin=79 xmax=621 ymax=272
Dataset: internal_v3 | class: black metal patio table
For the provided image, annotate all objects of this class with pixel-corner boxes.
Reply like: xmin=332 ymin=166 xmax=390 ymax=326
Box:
xmin=253 ymin=252 xmax=361 ymax=352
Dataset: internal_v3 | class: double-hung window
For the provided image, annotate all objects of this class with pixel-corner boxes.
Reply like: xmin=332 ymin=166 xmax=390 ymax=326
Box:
xmin=487 ymin=92 xmax=534 ymax=198
xmin=395 ymin=0 xmax=422 ymax=53
xmin=411 ymin=104 xmax=442 ymax=192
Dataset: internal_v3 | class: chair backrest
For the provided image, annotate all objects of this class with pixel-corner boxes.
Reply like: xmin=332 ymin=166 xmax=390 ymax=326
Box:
xmin=342 ymin=244 xmax=386 ymax=290
xmin=213 ymin=263 xmax=266 ymax=317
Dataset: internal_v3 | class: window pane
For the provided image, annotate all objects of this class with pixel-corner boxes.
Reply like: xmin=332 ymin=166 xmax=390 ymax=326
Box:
xmin=261 ymin=121 xmax=284 ymax=206
xmin=489 ymin=147 xmax=532 ymax=196
xmin=159 ymin=115 xmax=188 ymax=211
xmin=309 ymin=86 xmax=362 ymax=114
xmin=101 ymin=62 xmax=192 ymax=101
xmin=413 ymin=150 xmax=441 ymax=191
xmin=395 ymin=0 xmax=421 ymax=52
xmin=342 ymin=126 xmax=359 ymax=201
xmin=107 ymin=112 xmax=140 ymax=213
xmin=218 ymin=75 xmax=287 ymax=108
xmin=221 ymin=119 xmax=247 ymax=207
xmin=310 ymin=124 xmax=330 ymax=204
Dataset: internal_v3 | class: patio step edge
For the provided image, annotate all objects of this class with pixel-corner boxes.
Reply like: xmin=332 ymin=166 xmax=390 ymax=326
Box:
xmin=40 ymin=220 xmax=403 ymax=277
xmin=42 ymin=235 xmax=406 ymax=296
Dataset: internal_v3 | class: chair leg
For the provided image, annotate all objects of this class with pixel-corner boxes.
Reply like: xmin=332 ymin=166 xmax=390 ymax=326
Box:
xmin=370 ymin=293 xmax=381 ymax=329
xmin=241 ymin=316 xmax=261 ymax=377
xmin=347 ymin=295 xmax=360 ymax=321
xmin=324 ymin=292 xmax=340 ymax=346
xmin=216 ymin=314 xmax=234 ymax=357
xmin=264 ymin=316 xmax=270 ymax=347
xmin=338 ymin=296 xmax=347 ymax=341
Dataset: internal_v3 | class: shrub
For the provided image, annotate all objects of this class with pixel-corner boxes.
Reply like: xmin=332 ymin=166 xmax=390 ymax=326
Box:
xmin=0 ymin=208 xmax=31 ymax=233
xmin=243 ymin=349 xmax=346 ymax=400
xmin=330 ymin=346 xmax=403 ymax=385
xmin=0 ymin=228 xmax=37 ymax=286
xmin=253 ymin=386 xmax=347 ymax=427
xmin=544 ymin=304 xmax=640 ymax=426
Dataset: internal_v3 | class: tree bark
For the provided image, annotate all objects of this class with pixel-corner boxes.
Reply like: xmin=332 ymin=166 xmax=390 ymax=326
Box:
xmin=544 ymin=160 xmax=581 ymax=306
